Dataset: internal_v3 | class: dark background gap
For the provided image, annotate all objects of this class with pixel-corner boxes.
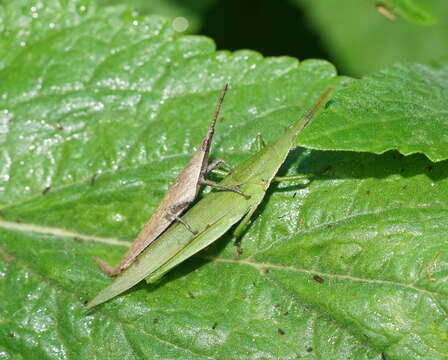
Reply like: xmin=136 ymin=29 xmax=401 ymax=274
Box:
xmin=199 ymin=0 xmax=332 ymax=64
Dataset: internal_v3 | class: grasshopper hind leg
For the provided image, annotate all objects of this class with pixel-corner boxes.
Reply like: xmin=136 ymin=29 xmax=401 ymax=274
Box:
xmin=199 ymin=178 xmax=251 ymax=199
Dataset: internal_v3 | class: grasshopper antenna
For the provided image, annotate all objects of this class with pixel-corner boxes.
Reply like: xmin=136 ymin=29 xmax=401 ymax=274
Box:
xmin=212 ymin=83 xmax=229 ymax=127
xmin=201 ymin=83 xmax=229 ymax=151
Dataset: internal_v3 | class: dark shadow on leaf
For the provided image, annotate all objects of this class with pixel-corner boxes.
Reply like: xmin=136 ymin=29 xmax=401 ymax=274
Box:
xmin=284 ymin=148 xmax=447 ymax=182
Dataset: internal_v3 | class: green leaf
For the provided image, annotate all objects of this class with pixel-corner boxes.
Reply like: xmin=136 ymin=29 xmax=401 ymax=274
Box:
xmin=1 ymin=0 xmax=448 ymax=359
xmin=3 ymin=149 xmax=448 ymax=359
xmin=295 ymin=0 xmax=448 ymax=76
xmin=301 ymin=62 xmax=448 ymax=162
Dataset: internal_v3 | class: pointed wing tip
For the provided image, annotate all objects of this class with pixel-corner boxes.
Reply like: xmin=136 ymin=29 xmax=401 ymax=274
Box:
xmin=84 ymin=290 xmax=111 ymax=309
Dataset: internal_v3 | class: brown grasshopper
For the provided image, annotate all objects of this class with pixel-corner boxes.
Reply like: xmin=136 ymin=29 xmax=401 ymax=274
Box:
xmin=95 ymin=84 xmax=249 ymax=276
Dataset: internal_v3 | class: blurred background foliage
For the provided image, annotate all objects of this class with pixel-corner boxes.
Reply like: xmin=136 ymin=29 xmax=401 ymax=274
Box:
xmin=96 ymin=0 xmax=448 ymax=77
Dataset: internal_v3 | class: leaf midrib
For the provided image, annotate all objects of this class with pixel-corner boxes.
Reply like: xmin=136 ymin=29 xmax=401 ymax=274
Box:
xmin=1 ymin=207 xmax=445 ymax=299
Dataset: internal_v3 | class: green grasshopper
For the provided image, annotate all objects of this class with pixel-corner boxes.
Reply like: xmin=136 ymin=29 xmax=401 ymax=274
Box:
xmin=86 ymin=87 xmax=333 ymax=308
xmin=94 ymin=84 xmax=247 ymax=276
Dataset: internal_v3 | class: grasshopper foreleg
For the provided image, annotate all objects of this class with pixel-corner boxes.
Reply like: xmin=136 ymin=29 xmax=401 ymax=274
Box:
xmin=165 ymin=202 xmax=198 ymax=234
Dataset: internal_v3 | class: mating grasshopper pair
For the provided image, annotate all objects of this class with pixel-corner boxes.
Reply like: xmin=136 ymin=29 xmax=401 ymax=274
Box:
xmin=87 ymin=85 xmax=333 ymax=308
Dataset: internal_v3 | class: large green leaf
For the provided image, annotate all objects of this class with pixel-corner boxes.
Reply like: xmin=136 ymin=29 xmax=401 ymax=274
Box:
xmin=1 ymin=1 xmax=448 ymax=359
xmin=295 ymin=0 xmax=448 ymax=76
xmin=301 ymin=62 xmax=448 ymax=162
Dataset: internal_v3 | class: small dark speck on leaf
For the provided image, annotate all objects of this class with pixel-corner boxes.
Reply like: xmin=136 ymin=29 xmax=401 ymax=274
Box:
xmin=42 ymin=186 xmax=51 ymax=195
xmin=74 ymin=237 xmax=83 ymax=243
xmin=283 ymin=311 xmax=289 ymax=316
xmin=400 ymin=168 xmax=405 ymax=173
xmin=306 ymin=347 xmax=313 ymax=352
xmin=212 ymin=322 xmax=218 ymax=330
xmin=293 ymin=192 xmax=297 ymax=198
xmin=263 ymin=268 xmax=270 ymax=274
xmin=90 ymin=174 xmax=97 ymax=186
xmin=83 ymin=300 xmax=88 ymax=306
xmin=313 ymin=275 xmax=324 ymax=283
xmin=278 ymin=214 xmax=287 ymax=220
xmin=188 ymin=291 xmax=195 ymax=299
xmin=402 ymin=185 xmax=408 ymax=190
xmin=278 ymin=328 xmax=285 ymax=335
xmin=365 ymin=190 xmax=371 ymax=195
xmin=6 ymin=332 xmax=14 ymax=337
xmin=153 ymin=318 xmax=159 ymax=324
xmin=427 ymin=165 xmax=433 ymax=172
xmin=320 ymin=164 xmax=332 ymax=174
